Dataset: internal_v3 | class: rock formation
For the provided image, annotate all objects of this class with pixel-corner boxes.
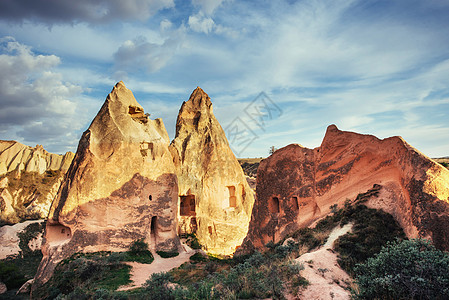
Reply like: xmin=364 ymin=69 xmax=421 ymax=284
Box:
xmin=0 ymin=141 xmax=73 ymax=177
xmin=170 ymin=87 xmax=255 ymax=255
xmin=34 ymin=82 xmax=181 ymax=287
xmin=240 ymin=125 xmax=449 ymax=252
xmin=0 ymin=141 xmax=74 ymax=223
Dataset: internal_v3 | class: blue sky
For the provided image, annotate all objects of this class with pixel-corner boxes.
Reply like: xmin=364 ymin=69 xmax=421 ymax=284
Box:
xmin=0 ymin=0 xmax=448 ymax=158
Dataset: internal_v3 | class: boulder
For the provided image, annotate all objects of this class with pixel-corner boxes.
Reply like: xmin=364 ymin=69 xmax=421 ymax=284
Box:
xmin=240 ymin=125 xmax=449 ymax=252
xmin=170 ymin=87 xmax=255 ymax=255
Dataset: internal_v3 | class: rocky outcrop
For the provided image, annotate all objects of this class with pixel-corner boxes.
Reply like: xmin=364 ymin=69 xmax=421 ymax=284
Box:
xmin=0 ymin=141 xmax=73 ymax=177
xmin=170 ymin=87 xmax=255 ymax=255
xmin=33 ymin=82 xmax=181 ymax=287
xmin=0 ymin=220 xmax=44 ymax=259
xmin=241 ymin=125 xmax=449 ymax=252
xmin=0 ymin=142 xmax=74 ymax=224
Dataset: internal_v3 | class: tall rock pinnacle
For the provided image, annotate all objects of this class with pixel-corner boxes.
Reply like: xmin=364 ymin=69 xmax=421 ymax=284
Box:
xmin=170 ymin=87 xmax=255 ymax=255
xmin=34 ymin=82 xmax=181 ymax=287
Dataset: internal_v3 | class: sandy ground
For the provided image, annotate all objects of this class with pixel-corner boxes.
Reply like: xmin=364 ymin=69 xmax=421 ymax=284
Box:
xmin=294 ymin=223 xmax=353 ymax=300
xmin=118 ymin=242 xmax=196 ymax=291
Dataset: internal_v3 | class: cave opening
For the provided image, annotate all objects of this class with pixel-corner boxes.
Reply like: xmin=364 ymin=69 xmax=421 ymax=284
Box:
xmin=268 ymin=196 xmax=280 ymax=214
xmin=291 ymin=196 xmax=299 ymax=210
xmin=150 ymin=216 xmax=157 ymax=248
xmin=180 ymin=194 xmax=196 ymax=216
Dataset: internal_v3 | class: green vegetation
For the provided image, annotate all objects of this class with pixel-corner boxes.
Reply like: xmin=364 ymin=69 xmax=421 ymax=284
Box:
xmin=156 ymin=250 xmax=179 ymax=258
xmin=32 ymin=239 xmax=154 ymax=299
xmin=32 ymin=251 xmax=132 ymax=299
xmin=0 ymin=221 xmax=46 ymax=292
xmin=353 ymin=239 xmax=449 ymax=299
xmin=184 ymin=233 xmax=201 ymax=250
xmin=125 ymin=238 xmax=154 ymax=264
xmin=440 ymin=161 xmax=449 ymax=168
xmin=17 ymin=221 xmax=46 ymax=256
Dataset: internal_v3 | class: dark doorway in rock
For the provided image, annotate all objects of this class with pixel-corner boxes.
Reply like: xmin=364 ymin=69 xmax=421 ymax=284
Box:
xmin=228 ymin=186 xmax=236 ymax=207
xmin=150 ymin=216 xmax=157 ymax=249
xmin=190 ymin=217 xmax=198 ymax=233
xmin=268 ymin=196 xmax=280 ymax=214
xmin=291 ymin=196 xmax=299 ymax=210
xmin=180 ymin=194 xmax=196 ymax=216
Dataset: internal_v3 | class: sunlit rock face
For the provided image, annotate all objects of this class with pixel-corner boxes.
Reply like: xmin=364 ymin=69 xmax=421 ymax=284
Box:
xmin=0 ymin=141 xmax=73 ymax=177
xmin=170 ymin=87 xmax=255 ymax=255
xmin=240 ymin=125 xmax=449 ymax=252
xmin=0 ymin=141 xmax=74 ymax=223
xmin=33 ymin=82 xmax=181 ymax=287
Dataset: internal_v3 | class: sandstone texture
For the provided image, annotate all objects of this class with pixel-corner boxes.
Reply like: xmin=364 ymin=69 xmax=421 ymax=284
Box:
xmin=0 ymin=141 xmax=73 ymax=177
xmin=34 ymin=82 xmax=181 ymax=287
xmin=170 ymin=87 xmax=255 ymax=255
xmin=0 ymin=141 xmax=74 ymax=224
xmin=241 ymin=125 xmax=449 ymax=252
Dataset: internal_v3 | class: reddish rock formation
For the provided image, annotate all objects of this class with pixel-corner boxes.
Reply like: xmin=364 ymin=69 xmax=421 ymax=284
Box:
xmin=170 ymin=87 xmax=255 ymax=255
xmin=241 ymin=125 xmax=449 ymax=252
xmin=33 ymin=82 xmax=181 ymax=287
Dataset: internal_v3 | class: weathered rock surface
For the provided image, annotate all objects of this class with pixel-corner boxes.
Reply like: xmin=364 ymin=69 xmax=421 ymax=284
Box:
xmin=241 ymin=125 xmax=449 ymax=252
xmin=0 ymin=141 xmax=73 ymax=176
xmin=33 ymin=82 xmax=181 ymax=288
xmin=0 ymin=142 xmax=74 ymax=224
xmin=0 ymin=220 xmax=44 ymax=259
xmin=170 ymin=87 xmax=255 ymax=255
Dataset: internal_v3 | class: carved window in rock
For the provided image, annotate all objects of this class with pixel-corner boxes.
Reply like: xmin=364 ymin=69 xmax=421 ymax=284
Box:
xmin=228 ymin=186 xmax=237 ymax=207
xmin=129 ymin=105 xmax=149 ymax=124
xmin=291 ymin=196 xmax=299 ymax=210
xmin=208 ymin=226 xmax=213 ymax=234
xmin=140 ymin=142 xmax=154 ymax=158
xmin=268 ymin=196 xmax=280 ymax=214
xmin=180 ymin=194 xmax=196 ymax=216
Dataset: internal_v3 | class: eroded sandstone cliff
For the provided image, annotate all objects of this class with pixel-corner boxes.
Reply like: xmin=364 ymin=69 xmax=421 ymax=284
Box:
xmin=170 ymin=87 xmax=255 ymax=255
xmin=34 ymin=82 xmax=181 ymax=287
xmin=0 ymin=141 xmax=74 ymax=223
xmin=241 ymin=125 xmax=449 ymax=252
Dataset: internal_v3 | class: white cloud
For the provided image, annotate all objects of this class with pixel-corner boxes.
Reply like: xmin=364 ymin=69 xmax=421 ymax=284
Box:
xmin=188 ymin=13 xmax=215 ymax=34
xmin=0 ymin=37 xmax=90 ymax=153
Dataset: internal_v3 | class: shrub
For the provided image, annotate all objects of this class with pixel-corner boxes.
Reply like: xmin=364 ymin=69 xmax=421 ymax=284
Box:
xmin=0 ymin=261 xmax=27 ymax=289
xmin=353 ymin=239 xmax=449 ymax=300
xmin=124 ymin=239 xmax=154 ymax=264
xmin=156 ymin=250 xmax=179 ymax=258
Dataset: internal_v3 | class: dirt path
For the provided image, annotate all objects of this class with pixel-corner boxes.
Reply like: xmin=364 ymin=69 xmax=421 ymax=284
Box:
xmin=118 ymin=242 xmax=196 ymax=291
xmin=294 ymin=223 xmax=353 ymax=300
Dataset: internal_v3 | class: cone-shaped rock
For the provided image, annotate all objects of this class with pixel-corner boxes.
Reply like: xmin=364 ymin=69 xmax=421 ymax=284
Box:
xmin=240 ymin=125 xmax=449 ymax=252
xmin=170 ymin=87 xmax=255 ymax=255
xmin=34 ymin=82 xmax=180 ymax=286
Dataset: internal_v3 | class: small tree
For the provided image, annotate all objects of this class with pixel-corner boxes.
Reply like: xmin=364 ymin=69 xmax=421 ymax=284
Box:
xmin=353 ymin=239 xmax=449 ymax=299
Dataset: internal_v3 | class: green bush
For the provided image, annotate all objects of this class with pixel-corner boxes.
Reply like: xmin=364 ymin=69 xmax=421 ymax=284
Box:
xmin=353 ymin=239 xmax=449 ymax=299
xmin=0 ymin=261 xmax=27 ymax=289
xmin=123 ymin=239 xmax=154 ymax=264
xmin=156 ymin=250 xmax=179 ymax=258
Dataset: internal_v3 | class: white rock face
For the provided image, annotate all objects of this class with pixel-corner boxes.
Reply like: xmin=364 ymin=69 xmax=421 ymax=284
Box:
xmin=0 ymin=220 xmax=44 ymax=259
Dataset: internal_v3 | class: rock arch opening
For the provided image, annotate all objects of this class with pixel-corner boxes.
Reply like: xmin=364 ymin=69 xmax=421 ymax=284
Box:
xmin=268 ymin=196 xmax=280 ymax=214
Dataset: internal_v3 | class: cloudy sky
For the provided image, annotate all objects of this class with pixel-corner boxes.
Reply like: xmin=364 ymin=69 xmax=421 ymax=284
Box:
xmin=0 ymin=0 xmax=448 ymax=158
